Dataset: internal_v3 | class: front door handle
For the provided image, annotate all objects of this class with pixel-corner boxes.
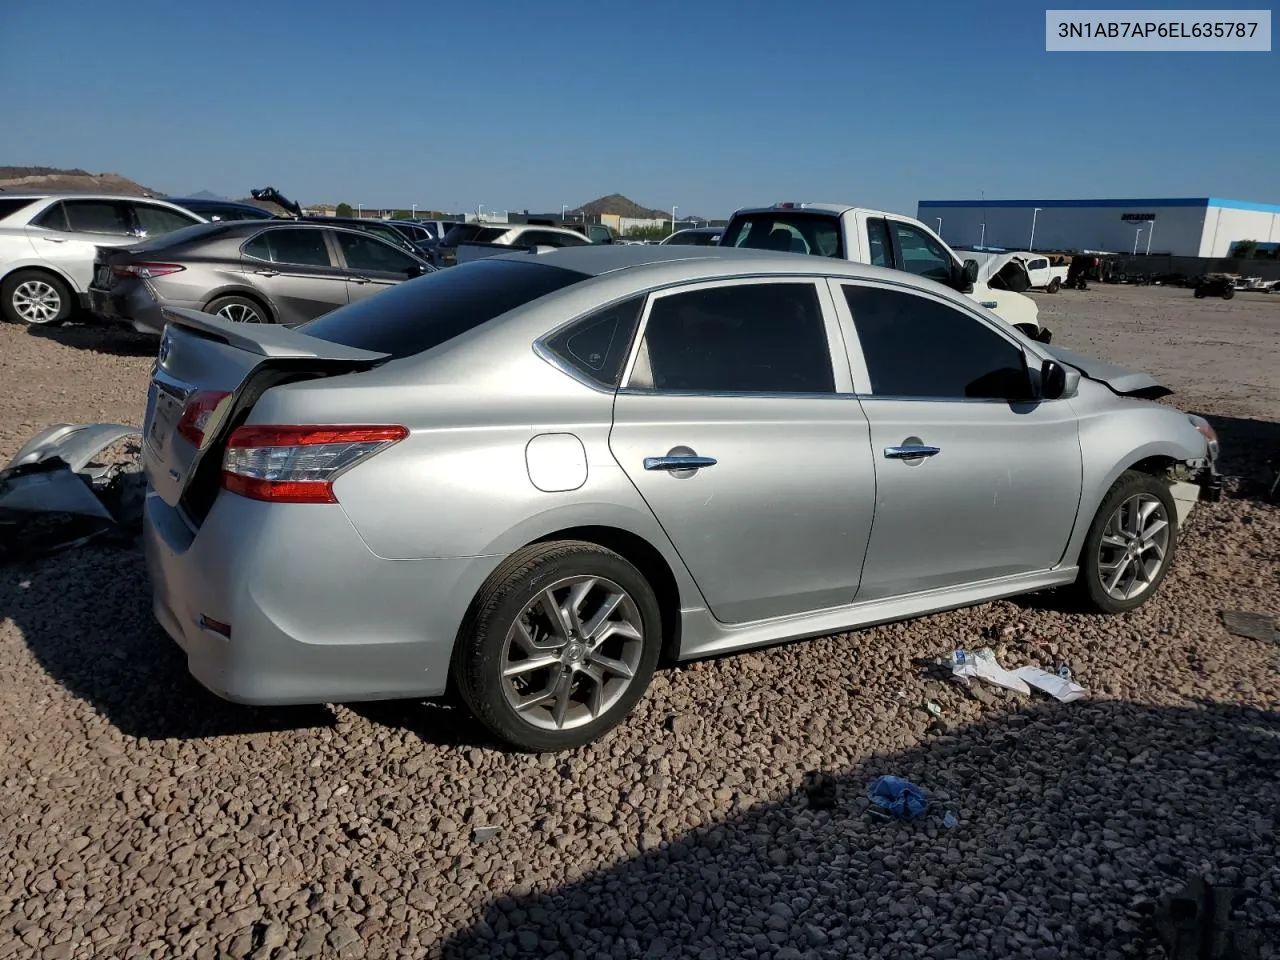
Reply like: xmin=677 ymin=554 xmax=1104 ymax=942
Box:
xmin=884 ymin=445 xmax=941 ymax=460
xmin=349 ymin=276 xmax=371 ymax=284
xmin=253 ymin=268 xmax=279 ymax=277
xmin=43 ymin=237 xmax=66 ymax=243
xmin=644 ymin=455 xmax=717 ymax=472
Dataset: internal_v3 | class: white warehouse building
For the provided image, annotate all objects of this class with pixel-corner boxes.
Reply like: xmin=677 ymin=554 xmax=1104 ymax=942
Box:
xmin=916 ymin=197 xmax=1280 ymax=258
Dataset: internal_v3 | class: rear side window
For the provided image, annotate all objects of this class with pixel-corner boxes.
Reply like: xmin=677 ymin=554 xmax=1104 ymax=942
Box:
xmin=0 ymin=198 xmax=40 ymax=222
xmin=441 ymin=224 xmax=507 ymax=245
xmin=542 ymin=296 xmax=644 ymax=388
xmin=244 ymin=228 xmax=332 ymax=267
xmin=866 ymin=217 xmax=892 ymax=267
xmin=63 ymin=200 xmax=133 ymax=235
xmin=720 ymin=212 xmax=844 ymax=258
xmin=301 ymin=258 xmax=592 ymax=358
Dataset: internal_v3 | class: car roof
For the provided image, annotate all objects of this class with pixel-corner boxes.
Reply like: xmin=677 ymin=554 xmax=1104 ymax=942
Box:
xmin=729 ymin=203 xmax=895 ymax=217
xmin=0 ymin=192 xmax=191 ymax=204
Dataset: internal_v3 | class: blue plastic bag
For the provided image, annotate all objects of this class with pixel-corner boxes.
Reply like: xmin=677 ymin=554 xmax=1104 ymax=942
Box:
xmin=868 ymin=775 xmax=929 ymax=821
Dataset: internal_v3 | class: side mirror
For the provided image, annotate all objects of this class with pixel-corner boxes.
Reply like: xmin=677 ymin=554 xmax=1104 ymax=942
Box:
xmin=407 ymin=263 xmax=428 ymax=278
xmin=963 ymin=259 xmax=979 ymax=284
xmin=1040 ymin=359 xmax=1079 ymax=400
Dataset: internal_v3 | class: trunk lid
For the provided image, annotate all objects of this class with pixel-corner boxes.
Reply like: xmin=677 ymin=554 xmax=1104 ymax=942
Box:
xmin=143 ymin=307 xmax=388 ymax=522
xmin=1043 ymin=344 xmax=1173 ymax=399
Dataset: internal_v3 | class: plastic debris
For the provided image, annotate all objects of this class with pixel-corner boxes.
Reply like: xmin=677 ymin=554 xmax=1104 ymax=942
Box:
xmin=1012 ymin=666 xmax=1090 ymax=703
xmin=1057 ymin=663 xmax=1073 ymax=682
xmin=950 ymin=647 xmax=1032 ymax=695
xmin=923 ymin=700 xmax=943 ymax=719
xmin=942 ymin=811 xmax=959 ymax=829
xmin=867 ymin=775 xmax=928 ymax=821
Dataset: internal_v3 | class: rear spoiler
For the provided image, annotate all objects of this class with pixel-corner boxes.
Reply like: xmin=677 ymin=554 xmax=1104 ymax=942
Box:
xmin=159 ymin=307 xmax=390 ymax=362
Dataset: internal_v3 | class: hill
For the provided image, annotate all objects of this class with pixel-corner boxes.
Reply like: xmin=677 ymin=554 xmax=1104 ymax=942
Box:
xmin=570 ymin=194 xmax=669 ymax=220
xmin=0 ymin=166 xmax=158 ymax=196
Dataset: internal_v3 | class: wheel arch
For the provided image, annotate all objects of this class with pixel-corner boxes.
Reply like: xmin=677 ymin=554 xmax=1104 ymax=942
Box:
xmin=1 ymin=262 xmax=79 ymax=294
xmin=202 ymin=287 xmax=277 ymax=323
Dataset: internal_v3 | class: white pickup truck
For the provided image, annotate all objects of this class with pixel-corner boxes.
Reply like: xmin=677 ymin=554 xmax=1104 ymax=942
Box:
xmin=959 ymin=249 xmax=1070 ymax=293
xmin=718 ymin=202 xmax=1050 ymax=341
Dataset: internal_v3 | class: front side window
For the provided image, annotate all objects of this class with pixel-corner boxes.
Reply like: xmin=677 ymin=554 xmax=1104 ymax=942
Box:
xmin=337 ymin=231 xmax=419 ymax=272
xmin=62 ymin=200 xmax=133 ymax=235
xmin=542 ymin=296 xmax=644 ymax=388
xmin=720 ymin=211 xmax=844 ymax=258
xmin=628 ymin=282 xmax=834 ymax=394
xmin=132 ymin=202 xmax=200 ymax=237
xmin=843 ymin=285 xmax=1033 ymax=401
xmin=889 ymin=221 xmax=954 ymax=283
xmin=243 ymin=228 xmax=332 ymax=267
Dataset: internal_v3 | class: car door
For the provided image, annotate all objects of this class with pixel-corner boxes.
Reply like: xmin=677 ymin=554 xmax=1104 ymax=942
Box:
xmin=831 ymin=279 xmax=1083 ymax=601
xmin=332 ymin=230 xmax=426 ymax=303
xmin=608 ymin=277 xmax=878 ymax=624
xmin=240 ymin=227 xmax=349 ymax=324
xmin=26 ymin=199 xmax=138 ymax=292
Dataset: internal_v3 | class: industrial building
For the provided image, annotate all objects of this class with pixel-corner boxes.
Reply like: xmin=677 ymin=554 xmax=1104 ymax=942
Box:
xmin=916 ymin=197 xmax=1280 ymax=258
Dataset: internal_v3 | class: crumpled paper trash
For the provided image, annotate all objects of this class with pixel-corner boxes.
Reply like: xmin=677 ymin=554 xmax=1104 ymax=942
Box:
xmin=950 ymin=647 xmax=1032 ymax=695
xmin=1011 ymin=666 xmax=1089 ymax=702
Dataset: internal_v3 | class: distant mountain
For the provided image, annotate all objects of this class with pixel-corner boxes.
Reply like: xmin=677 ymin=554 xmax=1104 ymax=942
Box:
xmin=570 ymin=194 xmax=670 ymax=220
xmin=0 ymin=166 xmax=158 ymax=196
xmin=182 ymin=189 xmax=231 ymax=201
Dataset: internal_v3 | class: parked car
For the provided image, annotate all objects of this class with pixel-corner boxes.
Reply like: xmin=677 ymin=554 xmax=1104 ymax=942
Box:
xmin=137 ymin=244 xmax=1220 ymax=751
xmin=719 ymin=202 xmax=1049 ymax=341
xmin=0 ymin=193 xmax=206 ymax=325
xmin=88 ymin=220 xmax=433 ymax=335
xmin=562 ymin=221 xmax=620 ymax=244
xmin=166 ymin=198 xmax=278 ymax=222
xmin=434 ymin=222 xmax=591 ymax=267
xmin=660 ymin=227 xmax=723 ymax=246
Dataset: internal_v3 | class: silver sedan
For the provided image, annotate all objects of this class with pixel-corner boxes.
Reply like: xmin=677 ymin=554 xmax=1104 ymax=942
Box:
xmin=140 ymin=245 xmax=1221 ymax=751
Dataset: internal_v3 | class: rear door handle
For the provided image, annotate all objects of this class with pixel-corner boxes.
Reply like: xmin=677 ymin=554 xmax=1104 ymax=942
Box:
xmin=253 ymin=268 xmax=279 ymax=277
xmin=644 ymin=455 xmax=717 ymax=472
xmin=43 ymin=237 xmax=66 ymax=243
xmin=349 ymin=276 xmax=371 ymax=284
xmin=884 ymin=445 xmax=941 ymax=460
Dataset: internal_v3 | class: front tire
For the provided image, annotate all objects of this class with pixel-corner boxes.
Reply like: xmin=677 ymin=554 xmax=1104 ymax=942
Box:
xmin=452 ymin=541 xmax=662 ymax=751
xmin=1222 ymin=286 xmax=1235 ymax=300
xmin=1047 ymin=277 xmax=1061 ymax=293
xmin=1074 ymin=471 xmax=1178 ymax=614
xmin=2 ymin=270 xmax=75 ymax=325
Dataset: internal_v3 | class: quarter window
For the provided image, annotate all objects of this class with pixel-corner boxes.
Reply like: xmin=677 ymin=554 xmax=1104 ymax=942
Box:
xmin=62 ymin=200 xmax=133 ymax=235
xmin=629 ymin=282 xmax=834 ymax=394
xmin=543 ymin=296 xmax=644 ymax=388
xmin=889 ymin=221 xmax=954 ymax=283
xmin=243 ymin=228 xmax=332 ymax=267
xmin=336 ymin=231 xmax=419 ymax=272
xmin=866 ymin=217 xmax=892 ymax=267
xmin=843 ymin=285 xmax=1033 ymax=401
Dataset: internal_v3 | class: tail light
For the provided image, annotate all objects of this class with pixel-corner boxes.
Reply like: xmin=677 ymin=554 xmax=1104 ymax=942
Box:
xmin=112 ymin=262 xmax=186 ymax=279
xmin=176 ymin=390 xmax=232 ymax=446
xmin=221 ymin=425 xmax=409 ymax=504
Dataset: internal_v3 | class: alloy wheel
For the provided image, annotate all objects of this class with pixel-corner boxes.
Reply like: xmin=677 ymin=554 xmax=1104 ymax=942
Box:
xmin=217 ymin=302 xmax=263 ymax=323
xmin=500 ymin=575 xmax=644 ymax=731
xmin=1096 ymin=493 xmax=1171 ymax=601
xmin=12 ymin=280 xmax=62 ymax=324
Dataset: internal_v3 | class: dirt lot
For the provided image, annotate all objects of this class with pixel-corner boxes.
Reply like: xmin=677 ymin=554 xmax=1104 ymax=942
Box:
xmin=0 ymin=288 xmax=1277 ymax=960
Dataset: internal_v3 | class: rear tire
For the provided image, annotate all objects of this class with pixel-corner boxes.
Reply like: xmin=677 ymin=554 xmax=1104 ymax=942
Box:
xmin=2 ymin=270 xmax=74 ymax=326
xmin=1222 ymin=286 xmax=1235 ymax=300
xmin=452 ymin=541 xmax=662 ymax=751
xmin=1194 ymin=287 xmax=1205 ymax=299
xmin=205 ymin=294 xmax=269 ymax=324
xmin=1047 ymin=277 xmax=1061 ymax=293
xmin=1073 ymin=471 xmax=1178 ymax=615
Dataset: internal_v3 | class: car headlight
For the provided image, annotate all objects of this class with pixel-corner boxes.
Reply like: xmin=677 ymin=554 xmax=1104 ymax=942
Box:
xmin=1187 ymin=414 xmax=1220 ymax=461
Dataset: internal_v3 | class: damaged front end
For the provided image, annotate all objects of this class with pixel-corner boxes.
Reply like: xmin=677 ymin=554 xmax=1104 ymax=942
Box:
xmin=0 ymin=423 xmax=147 ymax=563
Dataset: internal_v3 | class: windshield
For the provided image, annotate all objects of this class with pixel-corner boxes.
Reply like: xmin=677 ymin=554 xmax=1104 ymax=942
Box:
xmin=300 ymin=258 xmax=591 ymax=358
xmin=720 ymin=211 xmax=844 ymax=258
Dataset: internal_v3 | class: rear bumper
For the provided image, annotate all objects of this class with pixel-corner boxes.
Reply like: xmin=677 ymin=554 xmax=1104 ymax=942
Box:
xmin=143 ymin=489 xmax=503 ymax=706
xmin=89 ymin=285 xmax=199 ymax=336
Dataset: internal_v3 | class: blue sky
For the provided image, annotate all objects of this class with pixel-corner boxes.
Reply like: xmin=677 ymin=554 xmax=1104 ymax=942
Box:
xmin=2 ymin=0 xmax=1276 ymax=217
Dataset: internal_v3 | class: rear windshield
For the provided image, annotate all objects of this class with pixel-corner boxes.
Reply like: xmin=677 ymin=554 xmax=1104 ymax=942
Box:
xmin=300 ymin=258 xmax=592 ymax=358
xmin=0 ymin=198 xmax=40 ymax=222
xmin=720 ymin=211 xmax=844 ymax=258
xmin=440 ymin=223 xmax=507 ymax=245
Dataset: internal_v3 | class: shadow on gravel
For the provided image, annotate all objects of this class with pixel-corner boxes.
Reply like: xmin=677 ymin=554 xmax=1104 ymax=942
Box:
xmin=439 ymin=700 xmax=1280 ymax=960
xmin=347 ymin=699 xmax=500 ymax=750
xmin=2 ymin=544 xmax=335 ymax=740
xmin=1194 ymin=412 xmax=1280 ymax=503
xmin=25 ymin=319 xmax=160 ymax=358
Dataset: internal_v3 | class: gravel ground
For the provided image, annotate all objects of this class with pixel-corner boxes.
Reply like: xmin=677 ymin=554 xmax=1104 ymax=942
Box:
xmin=0 ymin=294 xmax=1277 ymax=959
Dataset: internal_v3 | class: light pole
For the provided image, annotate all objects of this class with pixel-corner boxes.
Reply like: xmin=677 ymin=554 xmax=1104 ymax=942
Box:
xmin=357 ymin=203 xmax=363 ymax=219
xmin=1029 ymin=207 xmax=1042 ymax=251
xmin=1132 ymin=226 xmax=1143 ymax=255
xmin=979 ymin=222 xmax=986 ymax=248
xmin=478 ymin=203 xmax=485 ymax=222
xmin=1145 ymin=220 xmax=1155 ymax=255
xmin=935 ymin=217 xmax=943 ymax=236
xmin=561 ymin=204 xmax=568 ymax=221
xmin=671 ymin=205 xmax=678 ymax=237
xmin=411 ymin=204 xmax=417 ymax=219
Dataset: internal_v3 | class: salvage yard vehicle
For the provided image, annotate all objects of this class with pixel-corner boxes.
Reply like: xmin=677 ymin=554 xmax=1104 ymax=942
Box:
xmin=0 ymin=193 xmax=205 ymax=325
xmin=661 ymin=227 xmax=724 ymax=246
xmin=166 ymin=197 xmax=277 ymax=222
xmin=719 ymin=203 xmax=1051 ymax=342
xmin=136 ymin=245 xmax=1220 ymax=751
xmin=88 ymin=220 xmax=433 ymax=335
xmin=441 ymin=223 xmax=591 ymax=267
xmin=1194 ymin=274 xmax=1236 ymax=300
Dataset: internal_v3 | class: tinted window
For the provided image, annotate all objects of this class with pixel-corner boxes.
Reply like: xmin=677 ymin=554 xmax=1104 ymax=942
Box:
xmin=31 ymin=203 xmax=69 ymax=231
xmin=361 ymin=224 xmax=413 ymax=248
xmin=519 ymin=230 xmax=587 ymax=248
xmin=132 ymin=202 xmax=199 ymax=237
xmin=441 ymin=223 xmax=507 ymax=245
xmin=302 ymin=258 xmax=591 ymax=358
xmin=843 ymin=285 xmax=1032 ymax=400
xmin=866 ymin=217 xmax=892 ymax=267
xmin=890 ymin=221 xmax=953 ymax=283
xmin=543 ymin=296 xmax=644 ymax=388
xmin=630 ymin=282 xmax=834 ymax=394
xmin=720 ymin=212 xmax=844 ymax=258
xmin=337 ymin=231 xmax=420 ymax=272
xmin=63 ymin=200 xmax=132 ymax=235
xmin=0 ymin=198 xmax=40 ymax=222
xmin=244 ymin=228 xmax=332 ymax=267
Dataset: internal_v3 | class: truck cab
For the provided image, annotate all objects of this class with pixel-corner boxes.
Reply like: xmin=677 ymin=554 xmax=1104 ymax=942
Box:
xmin=719 ymin=202 xmax=1049 ymax=341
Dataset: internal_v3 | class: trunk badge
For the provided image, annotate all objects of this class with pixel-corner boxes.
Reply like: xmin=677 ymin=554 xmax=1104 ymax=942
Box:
xmin=157 ymin=331 xmax=171 ymax=364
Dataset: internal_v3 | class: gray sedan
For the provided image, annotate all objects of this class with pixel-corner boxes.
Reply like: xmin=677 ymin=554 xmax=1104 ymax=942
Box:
xmin=89 ymin=221 xmax=433 ymax=335
xmin=139 ymin=245 xmax=1220 ymax=751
